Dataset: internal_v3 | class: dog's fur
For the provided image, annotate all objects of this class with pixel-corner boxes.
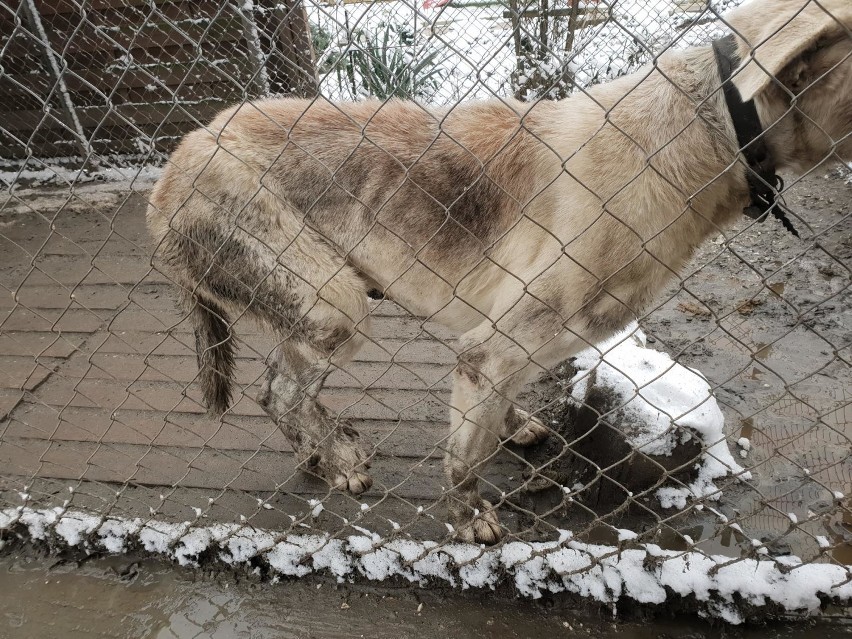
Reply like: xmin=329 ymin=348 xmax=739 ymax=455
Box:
xmin=148 ymin=0 xmax=852 ymax=543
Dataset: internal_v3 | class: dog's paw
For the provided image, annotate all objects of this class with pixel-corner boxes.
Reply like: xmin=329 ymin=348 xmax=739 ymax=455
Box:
xmin=451 ymin=499 xmax=503 ymax=545
xmin=333 ymin=468 xmax=373 ymax=495
xmin=300 ymin=424 xmax=373 ymax=496
xmin=507 ymin=408 xmax=550 ymax=447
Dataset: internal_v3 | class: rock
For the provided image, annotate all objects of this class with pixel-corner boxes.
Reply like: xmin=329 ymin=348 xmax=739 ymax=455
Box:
xmin=523 ymin=365 xmax=703 ymax=512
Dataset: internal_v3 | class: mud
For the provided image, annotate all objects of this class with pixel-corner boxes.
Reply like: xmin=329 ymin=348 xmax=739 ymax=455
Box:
xmin=1 ymin=551 xmax=850 ymax=639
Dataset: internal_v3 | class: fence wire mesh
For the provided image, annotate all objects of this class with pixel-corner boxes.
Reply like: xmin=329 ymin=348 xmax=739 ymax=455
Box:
xmin=0 ymin=0 xmax=850 ymax=622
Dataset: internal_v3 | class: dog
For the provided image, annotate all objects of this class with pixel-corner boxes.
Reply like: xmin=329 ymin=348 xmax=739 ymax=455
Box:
xmin=148 ymin=0 xmax=852 ymax=544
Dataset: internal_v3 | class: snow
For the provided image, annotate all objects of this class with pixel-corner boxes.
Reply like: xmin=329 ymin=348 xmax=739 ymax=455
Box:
xmin=617 ymin=528 xmax=638 ymax=541
xmin=140 ymin=520 xmax=187 ymax=554
xmin=267 ymin=536 xmax=323 ymax=577
xmin=308 ymin=499 xmax=324 ymax=518
xmin=305 ymin=0 xmax=748 ymax=104
xmin=54 ymin=511 xmax=100 ymax=547
xmin=3 ymin=506 xmax=850 ymax=622
xmin=222 ymin=527 xmax=277 ymax=564
xmin=98 ymin=518 xmax=143 ymax=553
xmin=569 ymin=322 xmax=750 ymax=509
xmin=0 ymin=163 xmax=162 ymax=190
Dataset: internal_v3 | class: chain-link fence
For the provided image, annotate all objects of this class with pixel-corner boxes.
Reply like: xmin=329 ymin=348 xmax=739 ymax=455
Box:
xmin=0 ymin=0 xmax=850 ymax=623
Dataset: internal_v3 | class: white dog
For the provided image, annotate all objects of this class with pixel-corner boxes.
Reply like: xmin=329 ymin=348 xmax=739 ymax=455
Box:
xmin=148 ymin=0 xmax=852 ymax=543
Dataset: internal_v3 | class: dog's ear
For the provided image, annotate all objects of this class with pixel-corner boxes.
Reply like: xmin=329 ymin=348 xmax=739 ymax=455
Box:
xmin=726 ymin=0 xmax=852 ymax=101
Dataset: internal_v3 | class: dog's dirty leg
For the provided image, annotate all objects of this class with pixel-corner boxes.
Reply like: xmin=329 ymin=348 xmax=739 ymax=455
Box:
xmin=445 ymin=326 xmax=537 ymax=544
xmin=257 ymin=339 xmax=373 ymax=495
xmin=248 ymin=244 xmax=374 ymax=496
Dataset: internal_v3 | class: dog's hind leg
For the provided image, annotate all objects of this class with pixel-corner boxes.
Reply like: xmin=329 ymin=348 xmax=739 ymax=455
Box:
xmin=165 ymin=202 xmax=373 ymax=494
xmin=254 ymin=246 xmax=374 ymax=496
xmin=258 ymin=329 xmax=373 ymax=495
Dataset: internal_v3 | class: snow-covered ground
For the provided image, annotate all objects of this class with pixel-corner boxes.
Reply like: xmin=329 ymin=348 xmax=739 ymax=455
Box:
xmin=0 ymin=162 xmax=162 ymax=191
xmin=3 ymin=505 xmax=850 ymax=624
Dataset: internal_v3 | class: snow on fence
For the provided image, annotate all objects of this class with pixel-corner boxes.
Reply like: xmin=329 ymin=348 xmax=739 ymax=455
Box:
xmin=0 ymin=0 xmax=850 ymax=624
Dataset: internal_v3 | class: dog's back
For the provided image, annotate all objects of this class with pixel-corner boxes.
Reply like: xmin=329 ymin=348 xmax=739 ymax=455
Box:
xmin=148 ymin=0 xmax=852 ymax=542
xmin=147 ymin=97 xmax=560 ymax=414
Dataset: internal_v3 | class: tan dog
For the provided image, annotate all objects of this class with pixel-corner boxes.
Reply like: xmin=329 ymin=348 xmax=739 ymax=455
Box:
xmin=148 ymin=0 xmax=852 ymax=543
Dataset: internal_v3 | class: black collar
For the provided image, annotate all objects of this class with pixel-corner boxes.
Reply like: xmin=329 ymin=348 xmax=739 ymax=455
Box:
xmin=712 ymin=34 xmax=799 ymax=237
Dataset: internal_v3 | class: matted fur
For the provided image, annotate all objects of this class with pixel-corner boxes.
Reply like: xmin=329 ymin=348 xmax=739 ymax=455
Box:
xmin=148 ymin=0 xmax=852 ymax=543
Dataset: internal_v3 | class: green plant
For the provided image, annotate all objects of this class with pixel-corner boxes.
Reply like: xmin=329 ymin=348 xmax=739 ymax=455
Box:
xmin=311 ymin=24 xmax=332 ymax=58
xmin=349 ymin=22 xmax=444 ymax=100
xmin=311 ymin=20 xmax=446 ymax=101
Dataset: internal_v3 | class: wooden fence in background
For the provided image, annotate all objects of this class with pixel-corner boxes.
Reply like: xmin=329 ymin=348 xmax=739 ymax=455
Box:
xmin=0 ymin=0 xmax=316 ymax=163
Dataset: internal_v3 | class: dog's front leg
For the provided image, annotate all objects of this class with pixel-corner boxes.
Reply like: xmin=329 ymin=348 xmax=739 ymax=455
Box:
xmin=445 ymin=326 xmax=537 ymax=544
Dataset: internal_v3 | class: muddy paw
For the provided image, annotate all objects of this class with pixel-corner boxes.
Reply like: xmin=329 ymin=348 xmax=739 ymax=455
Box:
xmin=300 ymin=424 xmax=373 ymax=496
xmin=332 ymin=468 xmax=373 ymax=495
xmin=508 ymin=408 xmax=550 ymax=447
xmin=451 ymin=499 xmax=503 ymax=545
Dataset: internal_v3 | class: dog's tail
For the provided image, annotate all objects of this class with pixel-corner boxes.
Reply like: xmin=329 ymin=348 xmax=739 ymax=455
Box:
xmin=187 ymin=294 xmax=236 ymax=416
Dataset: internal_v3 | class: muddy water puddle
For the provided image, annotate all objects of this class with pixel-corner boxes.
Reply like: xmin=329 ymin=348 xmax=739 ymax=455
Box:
xmin=740 ymin=417 xmax=755 ymax=440
xmin=0 ymin=553 xmax=850 ymax=638
xmin=753 ymin=343 xmax=773 ymax=361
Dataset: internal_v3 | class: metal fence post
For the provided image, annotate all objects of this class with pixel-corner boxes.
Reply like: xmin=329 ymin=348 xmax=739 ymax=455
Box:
xmin=235 ymin=0 xmax=272 ymax=98
xmin=20 ymin=0 xmax=93 ymax=163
